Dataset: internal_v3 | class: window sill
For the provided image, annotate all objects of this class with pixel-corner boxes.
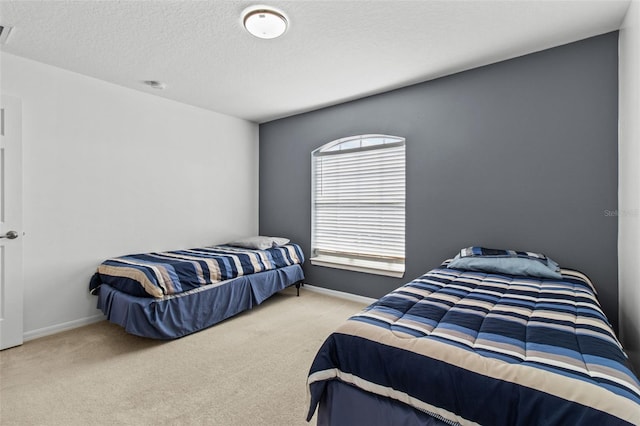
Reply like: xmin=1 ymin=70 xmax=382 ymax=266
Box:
xmin=310 ymin=255 xmax=405 ymax=278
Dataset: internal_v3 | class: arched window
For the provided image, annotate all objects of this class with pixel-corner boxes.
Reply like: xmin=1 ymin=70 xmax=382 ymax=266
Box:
xmin=311 ymin=134 xmax=405 ymax=277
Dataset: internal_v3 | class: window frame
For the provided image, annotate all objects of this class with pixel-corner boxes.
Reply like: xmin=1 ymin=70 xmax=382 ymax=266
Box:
xmin=310 ymin=134 xmax=406 ymax=278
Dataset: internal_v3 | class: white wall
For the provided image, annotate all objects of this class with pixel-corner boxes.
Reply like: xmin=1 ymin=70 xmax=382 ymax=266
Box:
xmin=0 ymin=52 xmax=259 ymax=338
xmin=619 ymin=0 xmax=640 ymax=372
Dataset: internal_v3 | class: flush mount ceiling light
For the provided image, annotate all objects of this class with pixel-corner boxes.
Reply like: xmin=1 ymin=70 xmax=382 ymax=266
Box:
xmin=243 ymin=6 xmax=288 ymax=39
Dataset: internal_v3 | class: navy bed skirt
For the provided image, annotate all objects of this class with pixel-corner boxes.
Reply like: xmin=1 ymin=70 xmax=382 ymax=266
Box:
xmin=97 ymin=264 xmax=304 ymax=339
xmin=316 ymin=380 xmax=450 ymax=426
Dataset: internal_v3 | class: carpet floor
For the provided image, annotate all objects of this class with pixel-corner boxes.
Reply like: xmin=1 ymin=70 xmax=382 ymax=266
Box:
xmin=0 ymin=287 xmax=367 ymax=425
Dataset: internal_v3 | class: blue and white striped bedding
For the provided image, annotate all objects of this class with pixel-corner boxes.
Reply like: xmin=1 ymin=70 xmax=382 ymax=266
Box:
xmin=92 ymin=243 xmax=304 ymax=298
xmin=307 ymin=265 xmax=640 ymax=425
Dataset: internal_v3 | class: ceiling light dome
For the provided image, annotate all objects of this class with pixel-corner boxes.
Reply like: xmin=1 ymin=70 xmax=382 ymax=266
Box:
xmin=243 ymin=7 xmax=288 ymax=39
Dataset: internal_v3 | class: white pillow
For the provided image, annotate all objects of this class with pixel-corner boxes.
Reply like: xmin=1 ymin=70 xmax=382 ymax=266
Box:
xmin=227 ymin=236 xmax=290 ymax=250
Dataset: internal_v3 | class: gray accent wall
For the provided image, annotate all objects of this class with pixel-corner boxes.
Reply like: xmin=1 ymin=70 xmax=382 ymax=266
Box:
xmin=259 ymin=33 xmax=619 ymax=331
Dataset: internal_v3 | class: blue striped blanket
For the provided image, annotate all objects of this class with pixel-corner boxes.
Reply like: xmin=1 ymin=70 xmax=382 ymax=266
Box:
xmin=307 ymin=266 xmax=640 ymax=425
xmin=92 ymin=244 xmax=304 ymax=298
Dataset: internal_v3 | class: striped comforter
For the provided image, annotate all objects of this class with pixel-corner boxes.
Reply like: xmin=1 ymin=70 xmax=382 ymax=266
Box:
xmin=307 ymin=266 xmax=640 ymax=425
xmin=93 ymin=244 xmax=304 ymax=298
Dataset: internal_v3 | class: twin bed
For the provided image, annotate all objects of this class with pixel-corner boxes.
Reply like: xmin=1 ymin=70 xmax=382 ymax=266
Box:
xmin=90 ymin=237 xmax=304 ymax=339
xmin=306 ymin=248 xmax=640 ymax=425
xmin=90 ymin=241 xmax=639 ymax=424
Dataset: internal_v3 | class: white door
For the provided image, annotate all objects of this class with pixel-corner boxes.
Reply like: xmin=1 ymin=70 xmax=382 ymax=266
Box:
xmin=0 ymin=95 xmax=23 ymax=350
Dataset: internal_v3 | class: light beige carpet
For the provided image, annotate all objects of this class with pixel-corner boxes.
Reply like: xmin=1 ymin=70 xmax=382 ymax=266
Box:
xmin=0 ymin=287 xmax=367 ymax=425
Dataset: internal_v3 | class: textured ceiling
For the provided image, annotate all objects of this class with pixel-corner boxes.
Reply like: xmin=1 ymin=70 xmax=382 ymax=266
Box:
xmin=0 ymin=0 xmax=631 ymax=123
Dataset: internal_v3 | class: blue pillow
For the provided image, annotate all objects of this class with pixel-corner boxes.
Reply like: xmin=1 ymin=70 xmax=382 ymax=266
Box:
xmin=447 ymin=247 xmax=562 ymax=279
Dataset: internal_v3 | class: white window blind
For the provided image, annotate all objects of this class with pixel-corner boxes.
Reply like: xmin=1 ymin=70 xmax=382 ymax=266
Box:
xmin=311 ymin=134 xmax=405 ymax=277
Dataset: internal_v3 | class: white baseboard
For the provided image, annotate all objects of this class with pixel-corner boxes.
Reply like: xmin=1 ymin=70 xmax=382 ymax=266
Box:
xmin=303 ymin=284 xmax=377 ymax=305
xmin=23 ymin=314 xmax=106 ymax=342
